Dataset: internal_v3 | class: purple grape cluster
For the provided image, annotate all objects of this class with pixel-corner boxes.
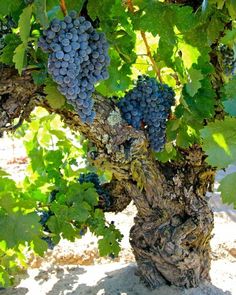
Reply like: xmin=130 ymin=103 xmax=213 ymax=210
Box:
xmin=118 ymin=76 xmax=175 ymax=152
xmin=38 ymin=11 xmax=110 ymax=123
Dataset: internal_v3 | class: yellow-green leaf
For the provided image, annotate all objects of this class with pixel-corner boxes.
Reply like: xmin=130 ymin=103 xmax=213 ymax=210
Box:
xmin=19 ymin=5 xmax=33 ymax=44
xmin=218 ymin=172 xmax=236 ymax=209
xmin=44 ymin=83 xmax=65 ymax=109
xmin=13 ymin=43 xmax=27 ymax=75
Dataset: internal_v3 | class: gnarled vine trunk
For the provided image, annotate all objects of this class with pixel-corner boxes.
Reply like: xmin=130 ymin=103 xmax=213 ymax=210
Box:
xmin=0 ymin=67 xmax=215 ymax=288
xmin=130 ymin=147 xmax=215 ymax=288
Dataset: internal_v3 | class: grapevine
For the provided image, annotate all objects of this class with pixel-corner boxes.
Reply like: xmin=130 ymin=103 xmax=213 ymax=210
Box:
xmin=1 ymin=0 xmax=236 ymax=290
xmin=118 ymin=76 xmax=175 ymax=152
xmin=38 ymin=11 xmax=110 ymax=123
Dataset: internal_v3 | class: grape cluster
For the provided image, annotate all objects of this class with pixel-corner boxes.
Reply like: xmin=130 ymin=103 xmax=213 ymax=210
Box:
xmin=118 ymin=76 xmax=175 ymax=152
xmin=79 ymin=172 xmax=112 ymax=209
xmin=37 ymin=210 xmax=55 ymax=250
xmin=38 ymin=11 xmax=110 ymax=123
xmin=219 ymin=44 xmax=236 ymax=76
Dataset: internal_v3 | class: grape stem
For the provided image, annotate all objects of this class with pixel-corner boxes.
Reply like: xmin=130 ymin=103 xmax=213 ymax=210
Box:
xmin=140 ymin=32 xmax=162 ymax=83
xmin=125 ymin=0 xmax=163 ymax=83
xmin=60 ymin=0 xmax=67 ymax=16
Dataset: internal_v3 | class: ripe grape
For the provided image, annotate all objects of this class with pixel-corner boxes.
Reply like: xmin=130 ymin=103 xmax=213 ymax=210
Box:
xmin=219 ymin=44 xmax=236 ymax=76
xmin=38 ymin=11 xmax=110 ymax=123
xmin=117 ymin=76 xmax=175 ymax=152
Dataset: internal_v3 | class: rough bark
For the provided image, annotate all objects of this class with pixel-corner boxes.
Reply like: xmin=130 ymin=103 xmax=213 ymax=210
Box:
xmin=0 ymin=66 xmax=215 ymax=288
xmin=130 ymin=146 xmax=215 ymax=288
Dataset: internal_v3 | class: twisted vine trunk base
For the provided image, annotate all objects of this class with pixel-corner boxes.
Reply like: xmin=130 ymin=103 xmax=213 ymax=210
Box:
xmin=130 ymin=148 xmax=215 ymax=288
xmin=0 ymin=68 xmax=216 ymax=289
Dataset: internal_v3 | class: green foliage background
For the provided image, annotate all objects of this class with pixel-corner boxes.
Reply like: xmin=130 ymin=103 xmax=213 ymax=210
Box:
xmin=0 ymin=0 xmax=236 ymax=287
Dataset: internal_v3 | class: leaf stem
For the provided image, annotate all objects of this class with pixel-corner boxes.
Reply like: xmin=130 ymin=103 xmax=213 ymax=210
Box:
xmin=60 ymin=0 xmax=67 ymax=16
xmin=125 ymin=0 xmax=163 ymax=83
xmin=140 ymin=31 xmax=162 ymax=83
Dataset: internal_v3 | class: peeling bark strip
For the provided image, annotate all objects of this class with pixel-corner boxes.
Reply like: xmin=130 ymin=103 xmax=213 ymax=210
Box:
xmin=0 ymin=66 xmax=215 ymax=288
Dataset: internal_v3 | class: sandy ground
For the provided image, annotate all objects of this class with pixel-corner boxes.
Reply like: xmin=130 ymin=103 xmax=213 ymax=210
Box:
xmin=0 ymin=137 xmax=235 ymax=295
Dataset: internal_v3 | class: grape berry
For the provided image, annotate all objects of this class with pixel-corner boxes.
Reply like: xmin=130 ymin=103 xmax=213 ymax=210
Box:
xmin=38 ymin=11 xmax=110 ymax=123
xmin=37 ymin=210 xmax=55 ymax=250
xmin=118 ymin=76 xmax=175 ymax=152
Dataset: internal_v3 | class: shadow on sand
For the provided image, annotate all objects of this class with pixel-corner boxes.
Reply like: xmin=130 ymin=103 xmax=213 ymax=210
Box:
xmin=3 ymin=263 xmax=231 ymax=295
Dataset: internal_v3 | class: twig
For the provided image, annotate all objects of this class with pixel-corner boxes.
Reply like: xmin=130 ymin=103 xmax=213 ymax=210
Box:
xmin=140 ymin=32 xmax=162 ymax=82
xmin=60 ymin=0 xmax=67 ymax=16
xmin=126 ymin=0 xmax=135 ymax=13
xmin=125 ymin=0 xmax=163 ymax=83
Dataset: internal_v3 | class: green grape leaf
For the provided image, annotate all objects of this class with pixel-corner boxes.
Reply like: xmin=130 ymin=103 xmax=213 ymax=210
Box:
xmin=200 ymin=117 xmax=236 ymax=168
xmin=182 ymin=78 xmax=215 ymax=121
xmin=185 ymin=68 xmax=203 ymax=97
xmin=13 ymin=43 xmax=27 ymax=75
xmin=0 ymin=2 xmax=12 ymax=16
xmin=218 ymin=172 xmax=236 ymax=208
xmin=223 ymin=76 xmax=236 ymax=116
xmin=178 ymin=42 xmax=200 ymax=70
xmin=226 ymin=0 xmax=236 ymax=19
xmin=224 ymin=76 xmax=236 ymax=99
xmin=66 ymin=0 xmax=84 ymax=13
xmin=31 ymin=237 xmax=48 ymax=256
xmin=156 ymin=143 xmax=177 ymax=163
xmin=223 ymin=100 xmax=236 ymax=116
xmin=47 ymin=215 xmax=77 ymax=242
xmin=0 ymin=171 xmax=17 ymax=192
xmin=0 ymin=0 xmax=23 ymax=18
xmin=31 ymin=70 xmax=47 ymax=85
xmin=207 ymin=15 xmax=225 ymax=43
xmin=176 ymin=122 xmax=199 ymax=148
xmin=44 ymin=82 xmax=65 ymax=108
xmin=19 ymin=5 xmax=32 ymax=44
xmin=0 ymin=212 xmax=41 ymax=248
xmin=83 ymin=188 xmax=99 ymax=207
xmin=33 ymin=0 xmax=49 ymax=29
xmin=221 ymin=28 xmax=236 ymax=47
xmin=98 ymin=235 xmax=121 ymax=257
xmin=0 ymin=34 xmax=21 ymax=65
xmin=30 ymin=189 xmax=48 ymax=202
xmin=70 ymin=203 xmax=90 ymax=223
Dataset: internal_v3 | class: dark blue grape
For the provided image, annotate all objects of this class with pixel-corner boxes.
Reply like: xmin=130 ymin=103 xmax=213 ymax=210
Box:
xmin=64 ymin=16 xmax=72 ymax=24
xmin=56 ymin=51 xmax=64 ymax=59
xmin=62 ymin=38 xmax=70 ymax=46
xmin=220 ymin=44 xmax=236 ymax=76
xmin=117 ymin=76 xmax=175 ymax=152
xmin=64 ymin=45 xmax=72 ymax=53
xmin=38 ymin=12 xmax=110 ymax=124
